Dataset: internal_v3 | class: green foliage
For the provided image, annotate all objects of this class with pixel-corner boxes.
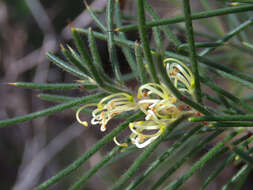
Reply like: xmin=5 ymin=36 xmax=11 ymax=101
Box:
xmin=2 ymin=0 xmax=253 ymax=189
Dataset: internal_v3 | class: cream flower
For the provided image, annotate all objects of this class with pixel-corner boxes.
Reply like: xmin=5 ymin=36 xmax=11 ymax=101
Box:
xmin=76 ymin=93 xmax=137 ymax=132
xmin=128 ymin=81 xmax=196 ymax=148
xmin=137 ymin=83 xmax=185 ymax=121
xmin=129 ymin=120 xmax=169 ymax=148
xmin=164 ymin=58 xmax=195 ymax=97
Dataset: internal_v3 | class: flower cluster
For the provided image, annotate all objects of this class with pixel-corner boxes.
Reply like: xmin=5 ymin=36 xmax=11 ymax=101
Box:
xmin=164 ymin=58 xmax=195 ymax=98
xmin=76 ymin=93 xmax=136 ymax=132
xmin=76 ymin=58 xmax=197 ymax=148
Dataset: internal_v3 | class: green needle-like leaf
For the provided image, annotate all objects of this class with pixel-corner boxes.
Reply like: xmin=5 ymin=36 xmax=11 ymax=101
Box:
xmin=230 ymin=147 xmax=253 ymax=165
xmin=61 ymin=44 xmax=90 ymax=75
xmin=38 ymin=93 xmax=79 ymax=102
xmin=178 ymin=42 xmax=221 ymax=51
xmin=8 ymin=82 xmax=80 ymax=90
xmin=72 ymin=27 xmax=126 ymax=93
xmin=71 ymin=27 xmax=103 ymax=83
xmin=150 ymin=129 xmax=223 ymax=189
xmin=163 ymin=130 xmax=243 ymax=190
xmin=69 ymin=144 xmax=124 ymax=190
xmin=115 ymin=0 xmax=138 ymax=77
xmin=144 ymin=1 xmax=181 ymax=47
xmin=116 ymin=4 xmax=253 ymax=32
xmin=190 ymin=114 xmax=253 ymax=122
xmin=200 ymin=19 xmax=253 ymax=56
xmin=222 ymin=164 xmax=250 ymax=190
xmin=137 ymin=0 xmax=159 ymax=83
xmin=106 ymin=0 xmax=122 ymax=83
xmin=135 ymin=42 xmax=147 ymax=84
xmin=109 ymin=116 xmax=187 ymax=190
xmin=127 ymin=125 xmax=203 ymax=190
xmin=34 ymin=112 xmax=143 ymax=190
xmin=201 ymin=76 xmax=253 ymax=112
xmin=183 ymin=0 xmax=202 ymax=103
xmin=200 ymin=135 xmax=253 ymax=190
xmin=0 ymin=93 xmax=106 ymax=127
xmin=77 ymin=28 xmax=253 ymax=92
xmin=84 ymin=1 xmax=107 ymax=32
xmin=47 ymin=52 xmax=89 ymax=79
xmin=88 ymin=28 xmax=115 ymax=85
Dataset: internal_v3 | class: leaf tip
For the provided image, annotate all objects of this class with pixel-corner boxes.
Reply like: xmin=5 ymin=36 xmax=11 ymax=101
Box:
xmin=8 ymin=82 xmax=17 ymax=86
xmin=69 ymin=21 xmax=75 ymax=32
xmin=60 ymin=43 xmax=65 ymax=51
xmin=83 ymin=0 xmax=90 ymax=9
xmin=114 ymin=27 xmax=120 ymax=32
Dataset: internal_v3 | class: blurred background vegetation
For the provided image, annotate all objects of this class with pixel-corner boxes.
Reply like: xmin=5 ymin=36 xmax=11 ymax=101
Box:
xmin=1 ymin=0 xmax=253 ymax=189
